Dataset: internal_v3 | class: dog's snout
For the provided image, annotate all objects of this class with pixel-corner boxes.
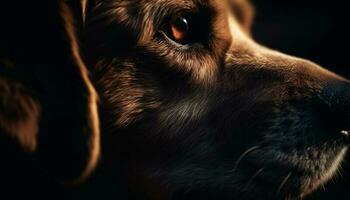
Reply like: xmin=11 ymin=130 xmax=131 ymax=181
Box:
xmin=319 ymin=80 xmax=350 ymax=144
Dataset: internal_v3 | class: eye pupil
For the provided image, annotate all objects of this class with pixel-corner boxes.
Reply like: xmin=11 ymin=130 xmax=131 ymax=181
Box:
xmin=174 ymin=17 xmax=189 ymax=33
xmin=171 ymin=17 xmax=189 ymax=43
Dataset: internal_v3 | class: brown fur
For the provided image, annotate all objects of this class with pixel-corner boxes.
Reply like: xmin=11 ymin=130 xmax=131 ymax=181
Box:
xmin=1 ymin=0 xmax=350 ymax=199
xmin=85 ymin=0 xmax=350 ymax=199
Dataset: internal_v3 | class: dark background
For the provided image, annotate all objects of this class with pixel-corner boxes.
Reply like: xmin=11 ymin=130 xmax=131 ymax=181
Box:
xmin=252 ymin=0 xmax=349 ymax=199
xmin=253 ymin=0 xmax=350 ymax=78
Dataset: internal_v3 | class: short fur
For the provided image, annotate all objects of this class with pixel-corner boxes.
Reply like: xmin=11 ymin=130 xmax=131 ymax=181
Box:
xmin=1 ymin=0 xmax=350 ymax=200
xmin=85 ymin=0 xmax=350 ymax=199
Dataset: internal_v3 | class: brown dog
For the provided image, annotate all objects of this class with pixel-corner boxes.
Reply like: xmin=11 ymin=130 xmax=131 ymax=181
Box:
xmin=1 ymin=0 xmax=349 ymax=199
xmin=85 ymin=0 xmax=350 ymax=199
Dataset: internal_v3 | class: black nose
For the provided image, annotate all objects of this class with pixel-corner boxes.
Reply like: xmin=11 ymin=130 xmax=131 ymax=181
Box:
xmin=320 ymin=80 xmax=350 ymax=145
xmin=340 ymin=130 xmax=350 ymax=144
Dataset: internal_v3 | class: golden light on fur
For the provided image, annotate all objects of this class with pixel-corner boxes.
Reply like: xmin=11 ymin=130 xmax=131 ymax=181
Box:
xmin=60 ymin=1 xmax=100 ymax=184
xmin=1 ymin=0 xmax=350 ymax=199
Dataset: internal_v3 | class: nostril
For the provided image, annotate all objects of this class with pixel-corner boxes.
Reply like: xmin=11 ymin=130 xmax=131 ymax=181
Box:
xmin=315 ymin=99 xmax=350 ymax=145
xmin=320 ymin=81 xmax=350 ymax=144
xmin=340 ymin=130 xmax=350 ymax=144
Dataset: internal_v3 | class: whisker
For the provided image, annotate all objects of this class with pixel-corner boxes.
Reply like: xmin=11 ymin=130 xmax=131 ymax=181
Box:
xmin=243 ymin=167 xmax=265 ymax=191
xmin=337 ymin=160 xmax=346 ymax=181
xmin=232 ymin=145 xmax=260 ymax=173
xmin=275 ymin=172 xmax=292 ymax=198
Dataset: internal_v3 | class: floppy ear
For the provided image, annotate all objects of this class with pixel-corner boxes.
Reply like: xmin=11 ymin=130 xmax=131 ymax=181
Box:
xmin=0 ymin=0 xmax=100 ymax=183
xmin=230 ymin=0 xmax=255 ymax=35
xmin=39 ymin=0 xmax=100 ymax=183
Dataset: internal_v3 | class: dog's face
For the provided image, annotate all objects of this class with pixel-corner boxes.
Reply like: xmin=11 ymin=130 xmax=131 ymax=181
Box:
xmin=85 ymin=0 xmax=350 ymax=199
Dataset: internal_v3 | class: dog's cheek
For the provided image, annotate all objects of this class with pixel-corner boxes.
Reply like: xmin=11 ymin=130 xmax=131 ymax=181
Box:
xmin=0 ymin=77 xmax=40 ymax=152
xmin=96 ymin=61 xmax=162 ymax=128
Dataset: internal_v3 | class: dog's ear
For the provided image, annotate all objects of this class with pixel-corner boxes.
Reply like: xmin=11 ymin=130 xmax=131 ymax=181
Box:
xmin=230 ymin=0 xmax=255 ymax=35
xmin=0 ymin=0 xmax=100 ymax=183
xmin=40 ymin=0 xmax=100 ymax=183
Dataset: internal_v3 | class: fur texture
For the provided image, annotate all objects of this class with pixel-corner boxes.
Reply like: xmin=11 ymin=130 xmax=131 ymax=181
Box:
xmin=1 ymin=0 xmax=350 ymax=200
xmin=84 ymin=0 xmax=350 ymax=199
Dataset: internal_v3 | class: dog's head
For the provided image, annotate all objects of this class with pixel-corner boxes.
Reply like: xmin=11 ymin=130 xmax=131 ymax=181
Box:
xmin=82 ymin=0 xmax=350 ymax=199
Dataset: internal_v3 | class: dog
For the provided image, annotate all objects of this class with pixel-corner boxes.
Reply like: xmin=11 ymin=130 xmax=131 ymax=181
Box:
xmin=1 ymin=0 xmax=350 ymax=199
xmin=85 ymin=0 xmax=350 ymax=199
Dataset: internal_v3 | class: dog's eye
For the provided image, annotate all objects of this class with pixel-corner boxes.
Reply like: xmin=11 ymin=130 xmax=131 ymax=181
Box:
xmin=161 ymin=12 xmax=209 ymax=46
xmin=170 ymin=17 xmax=190 ymax=44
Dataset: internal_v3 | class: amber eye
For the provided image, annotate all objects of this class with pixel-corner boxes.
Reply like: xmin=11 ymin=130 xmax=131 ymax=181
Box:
xmin=161 ymin=13 xmax=208 ymax=46
xmin=169 ymin=17 xmax=190 ymax=44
